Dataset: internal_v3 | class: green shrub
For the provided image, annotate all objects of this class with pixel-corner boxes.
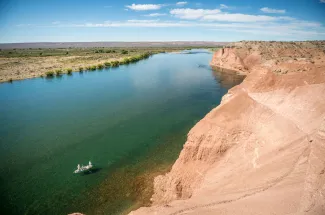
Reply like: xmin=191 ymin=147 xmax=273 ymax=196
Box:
xmin=129 ymin=56 xmax=139 ymax=63
xmin=122 ymin=58 xmax=131 ymax=64
xmin=90 ymin=65 xmax=97 ymax=71
xmin=97 ymin=64 xmax=104 ymax=69
xmin=86 ymin=66 xmax=91 ymax=70
xmin=95 ymin=49 xmax=104 ymax=53
xmin=104 ymin=62 xmax=111 ymax=67
xmin=111 ymin=61 xmax=119 ymax=67
xmin=121 ymin=50 xmax=128 ymax=54
xmin=66 ymin=68 xmax=73 ymax=75
xmin=55 ymin=69 xmax=63 ymax=76
xmin=79 ymin=67 xmax=84 ymax=72
xmin=140 ymin=52 xmax=151 ymax=59
xmin=118 ymin=52 xmax=152 ymax=65
xmin=45 ymin=71 xmax=54 ymax=77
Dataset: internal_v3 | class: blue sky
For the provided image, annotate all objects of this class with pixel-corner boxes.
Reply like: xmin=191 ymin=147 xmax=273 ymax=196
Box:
xmin=0 ymin=0 xmax=325 ymax=43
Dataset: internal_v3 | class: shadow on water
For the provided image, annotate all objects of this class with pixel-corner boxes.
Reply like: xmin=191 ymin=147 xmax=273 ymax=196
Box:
xmin=56 ymin=75 xmax=63 ymax=80
xmin=197 ymin=64 xmax=211 ymax=69
xmin=81 ymin=167 xmax=102 ymax=176
xmin=211 ymin=66 xmax=246 ymax=89
xmin=45 ymin=76 xmax=55 ymax=83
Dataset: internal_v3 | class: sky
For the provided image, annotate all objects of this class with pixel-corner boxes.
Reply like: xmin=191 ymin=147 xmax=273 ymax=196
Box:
xmin=0 ymin=0 xmax=325 ymax=43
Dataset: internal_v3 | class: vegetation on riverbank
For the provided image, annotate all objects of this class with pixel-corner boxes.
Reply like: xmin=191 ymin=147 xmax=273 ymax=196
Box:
xmin=41 ymin=52 xmax=154 ymax=77
xmin=55 ymin=69 xmax=63 ymax=76
xmin=0 ymin=46 xmax=221 ymax=82
xmin=45 ymin=71 xmax=55 ymax=77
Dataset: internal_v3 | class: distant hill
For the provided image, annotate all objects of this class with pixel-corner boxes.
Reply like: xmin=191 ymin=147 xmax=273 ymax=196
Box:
xmin=0 ymin=41 xmax=228 ymax=49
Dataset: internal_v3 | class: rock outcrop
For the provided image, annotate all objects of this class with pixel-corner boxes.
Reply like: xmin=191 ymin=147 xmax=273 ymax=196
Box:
xmin=130 ymin=41 xmax=325 ymax=215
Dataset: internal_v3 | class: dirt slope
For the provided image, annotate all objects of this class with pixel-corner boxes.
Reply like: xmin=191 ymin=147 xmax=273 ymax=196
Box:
xmin=130 ymin=41 xmax=325 ymax=215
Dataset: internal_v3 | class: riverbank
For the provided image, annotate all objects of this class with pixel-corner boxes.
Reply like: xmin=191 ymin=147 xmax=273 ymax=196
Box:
xmin=130 ymin=41 xmax=325 ymax=215
xmin=0 ymin=46 xmax=219 ymax=83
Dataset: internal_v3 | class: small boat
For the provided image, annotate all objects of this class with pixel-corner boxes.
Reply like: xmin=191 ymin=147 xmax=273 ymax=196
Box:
xmin=73 ymin=161 xmax=93 ymax=174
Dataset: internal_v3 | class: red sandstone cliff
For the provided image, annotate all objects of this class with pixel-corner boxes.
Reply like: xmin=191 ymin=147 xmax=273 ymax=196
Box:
xmin=130 ymin=41 xmax=325 ymax=215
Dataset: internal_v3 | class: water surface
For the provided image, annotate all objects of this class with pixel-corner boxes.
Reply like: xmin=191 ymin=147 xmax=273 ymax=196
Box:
xmin=0 ymin=50 xmax=244 ymax=214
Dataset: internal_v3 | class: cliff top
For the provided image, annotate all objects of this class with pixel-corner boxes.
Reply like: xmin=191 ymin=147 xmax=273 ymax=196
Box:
xmin=211 ymin=40 xmax=325 ymax=74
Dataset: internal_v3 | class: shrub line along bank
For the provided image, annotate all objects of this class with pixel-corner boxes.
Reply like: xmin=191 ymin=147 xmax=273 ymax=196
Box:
xmin=44 ymin=52 xmax=154 ymax=77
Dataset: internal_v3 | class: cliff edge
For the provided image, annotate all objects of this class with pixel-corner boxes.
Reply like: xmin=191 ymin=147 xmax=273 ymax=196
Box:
xmin=130 ymin=41 xmax=325 ymax=215
xmin=211 ymin=41 xmax=325 ymax=74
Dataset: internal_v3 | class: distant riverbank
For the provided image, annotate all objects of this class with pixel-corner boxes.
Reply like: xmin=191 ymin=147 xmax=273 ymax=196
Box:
xmin=0 ymin=46 xmax=221 ymax=83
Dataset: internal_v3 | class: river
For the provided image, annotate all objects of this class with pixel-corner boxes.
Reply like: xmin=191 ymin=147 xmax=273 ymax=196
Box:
xmin=0 ymin=49 xmax=244 ymax=215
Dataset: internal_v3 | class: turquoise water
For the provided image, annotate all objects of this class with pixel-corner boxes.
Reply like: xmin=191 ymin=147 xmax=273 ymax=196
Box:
xmin=0 ymin=50 xmax=243 ymax=215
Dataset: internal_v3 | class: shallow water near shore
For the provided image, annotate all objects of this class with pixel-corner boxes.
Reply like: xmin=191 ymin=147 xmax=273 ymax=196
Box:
xmin=0 ymin=50 xmax=244 ymax=215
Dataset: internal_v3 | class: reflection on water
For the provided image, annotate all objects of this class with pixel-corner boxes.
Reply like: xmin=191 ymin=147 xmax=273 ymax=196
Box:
xmin=180 ymin=49 xmax=212 ymax=55
xmin=211 ymin=66 xmax=246 ymax=89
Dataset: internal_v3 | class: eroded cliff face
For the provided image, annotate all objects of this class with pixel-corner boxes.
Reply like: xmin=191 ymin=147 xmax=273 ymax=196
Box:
xmin=211 ymin=41 xmax=325 ymax=74
xmin=130 ymin=41 xmax=325 ymax=215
